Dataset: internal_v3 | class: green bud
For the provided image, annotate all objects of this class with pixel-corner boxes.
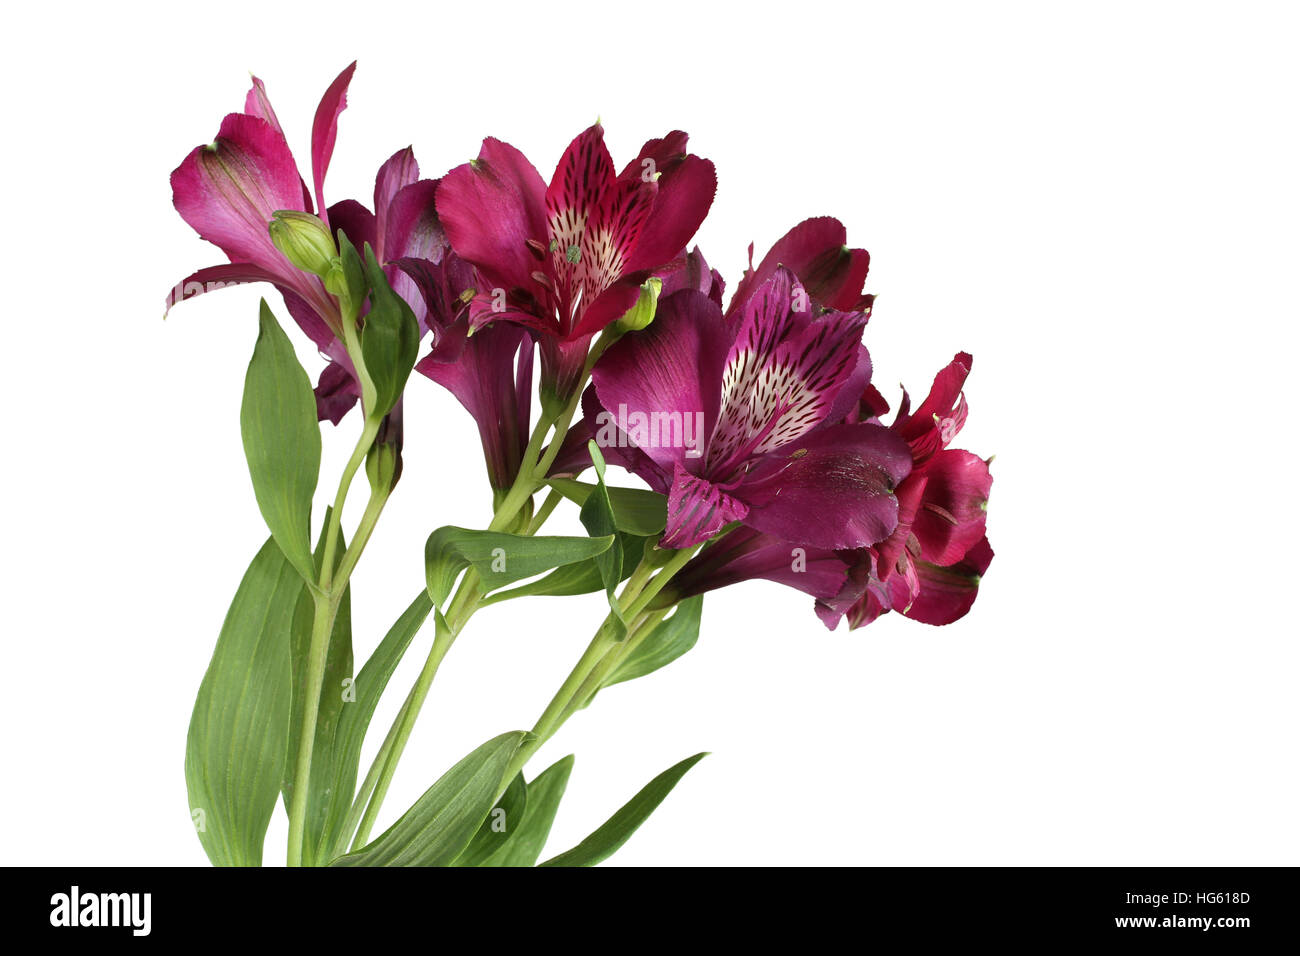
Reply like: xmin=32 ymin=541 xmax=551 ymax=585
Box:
xmin=615 ymin=277 xmax=662 ymax=333
xmin=269 ymin=211 xmax=337 ymax=278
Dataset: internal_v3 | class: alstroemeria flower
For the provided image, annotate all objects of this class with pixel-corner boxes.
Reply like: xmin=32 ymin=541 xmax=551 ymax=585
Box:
xmin=829 ymin=353 xmax=995 ymax=627
xmin=393 ymin=250 xmax=536 ymax=492
xmin=589 ymin=267 xmax=912 ymax=550
xmin=168 ymin=63 xmax=442 ymax=424
xmin=436 ymin=125 xmax=716 ymax=400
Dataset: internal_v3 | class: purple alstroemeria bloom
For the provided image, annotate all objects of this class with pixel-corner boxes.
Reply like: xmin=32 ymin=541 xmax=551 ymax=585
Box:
xmin=435 ymin=125 xmax=716 ymax=401
xmin=394 ymin=250 xmax=536 ymax=491
xmin=829 ymin=353 xmax=995 ymax=628
xmin=727 ymin=216 xmax=874 ymax=318
xmin=589 ymin=266 xmax=912 ymax=550
xmin=168 ymin=63 xmax=443 ymax=425
xmin=168 ymin=65 xmax=355 ymax=382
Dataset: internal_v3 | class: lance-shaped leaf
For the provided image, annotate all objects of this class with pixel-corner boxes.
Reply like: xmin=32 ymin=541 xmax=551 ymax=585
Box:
xmin=478 ymin=534 xmax=650 ymax=606
xmin=318 ymin=590 xmax=433 ymax=861
xmin=482 ymin=754 xmax=575 ymax=867
xmin=360 ymin=243 xmax=420 ymax=421
xmin=240 ymin=300 xmax=321 ymax=582
xmin=280 ymin=511 xmax=353 ymax=867
xmin=451 ymin=772 xmax=528 ymax=867
xmin=604 ymin=595 xmax=703 ymax=688
xmin=540 ymin=752 xmax=707 ymax=867
xmin=330 ymin=731 xmax=528 ymax=867
xmin=546 ymin=477 xmax=668 ymax=536
xmin=185 ymin=537 xmax=297 ymax=866
xmin=424 ymin=527 xmax=614 ymax=607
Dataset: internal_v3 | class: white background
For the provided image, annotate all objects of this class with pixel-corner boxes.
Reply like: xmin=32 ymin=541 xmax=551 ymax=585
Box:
xmin=2 ymin=0 xmax=1296 ymax=866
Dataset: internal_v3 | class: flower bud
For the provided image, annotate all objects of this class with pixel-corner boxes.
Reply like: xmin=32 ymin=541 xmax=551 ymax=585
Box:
xmin=268 ymin=210 xmax=337 ymax=278
xmin=615 ymin=277 xmax=661 ymax=333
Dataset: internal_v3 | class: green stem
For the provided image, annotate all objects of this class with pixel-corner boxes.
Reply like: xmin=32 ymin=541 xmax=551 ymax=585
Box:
xmin=526 ymin=488 xmax=563 ymax=534
xmin=286 ymin=417 xmax=380 ymax=867
xmin=498 ymin=544 xmax=700 ymax=789
xmin=350 ymin=609 xmax=459 ymax=848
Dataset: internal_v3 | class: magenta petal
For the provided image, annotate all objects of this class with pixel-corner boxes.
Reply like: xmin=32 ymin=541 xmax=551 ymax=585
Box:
xmin=417 ymin=322 xmax=534 ymax=489
xmin=895 ymin=352 xmax=972 ymax=460
xmin=326 ymin=198 xmax=377 ymax=252
xmin=374 ymin=147 xmax=420 ymax=254
xmin=911 ymin=449 xmax=992 ymax=566
xmin=674 ymin=526 xmax=853 ymax=603
xmin=625 ymin=155 xmax=717 ymax=274
xmin=740 ymin=422 xmax=913 ymax=550
xmin=729 ymin=217 xmax=871 ymax=316
xmin=709 ymin=269 xmax=867 ymax=470
xmin=315 ymin=361 xmax=360 ymax=425
xmin=904 ymin=536 xmax=994 ymax=625
xmin=591 ymin=289 xmax=730 ymax=474
xmin=437 ymin=138 xmax=548 ymax=294
xmin=171 ymin=112 xmax=306 ymax=270
xmin=663 ymin=464 xmax=750 ymax=549
xmin=244 ymin=76 xmax=285 ymax=139
xmin=310 ymin=62 xmax=356 ymax=228
xmin=164 ymin=262 xmax=280 ymax=313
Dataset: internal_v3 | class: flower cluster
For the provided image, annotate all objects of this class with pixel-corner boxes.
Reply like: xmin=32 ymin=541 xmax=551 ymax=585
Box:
xmin=167 ymin=64 xmax=995 ymax=868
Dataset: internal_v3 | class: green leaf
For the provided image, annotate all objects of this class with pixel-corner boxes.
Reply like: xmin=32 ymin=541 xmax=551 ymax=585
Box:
xmin=451 ymin=772 xmax=528 ymax=867
xmin=330 ymin=731 xmax=528 ymax=867
xmin=604 ymin=596 xmax=703 ymax=688
xmin=540 ymin=753 xmax=707 ymax=867
xmin=578 ymin=442 xmax=622 ymax=612
xmin=240 ymin=300 xmax=321 ymax=582
xmin=546 ymin=478 xmax=668 ymax=536
xmin=318 ymin=590 xmax=432 ymax=861
xmin=185 ymin=538 xmax=297 ymax=866
xmin=424 ymin=527 xmax=614 ymax=607
xmin=484 ymin=755 xmax=575 ymax=867
xmin=359 ymin=244 xmax=420 ymax=420
xmin=280 ymin=511 xmax=354 ymax=867
xmin=478 ymin=534 xmax=650 ymax=606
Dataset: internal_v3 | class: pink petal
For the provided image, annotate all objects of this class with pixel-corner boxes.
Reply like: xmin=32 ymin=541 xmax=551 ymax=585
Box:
xmin=437 ymin=137 xmax=549 ymax=294
xmin=171 ymin=112 xmax=306 ymax=272
xmin=310 ymin=62 xmax=357 ymax=229
xmin=904 ymin=536 xmax=994 ymax=625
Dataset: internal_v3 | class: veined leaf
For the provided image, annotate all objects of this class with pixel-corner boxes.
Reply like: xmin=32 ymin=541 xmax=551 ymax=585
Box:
xmin=185 ymin=538 xmax=297 ymax=866
xmin=451 ymin=772 xmax=528 ymax=867
xmin=330 ymin=731 xmax=528 ymax=867
xmin=359 ymin=244 xmax=419 ymax=420
xmin=604 ymin=596 xmax=703 ymax=688
xmin=240 ymin=300 xmax=320 ymax=583
xmin=478 ymin=534 xmax=649 ymax=606
xmin=546 ymin=478 xmax=667 ymax=536
xmin=483 ymin=755 xmax=575 ymax=867
xmin=318 ymin=590 xmax=432 ymax=861
xmin=424 ymin=527 xmax=613 ymax=607
xmin=540 ymin=753 xmax=707 ymax=867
